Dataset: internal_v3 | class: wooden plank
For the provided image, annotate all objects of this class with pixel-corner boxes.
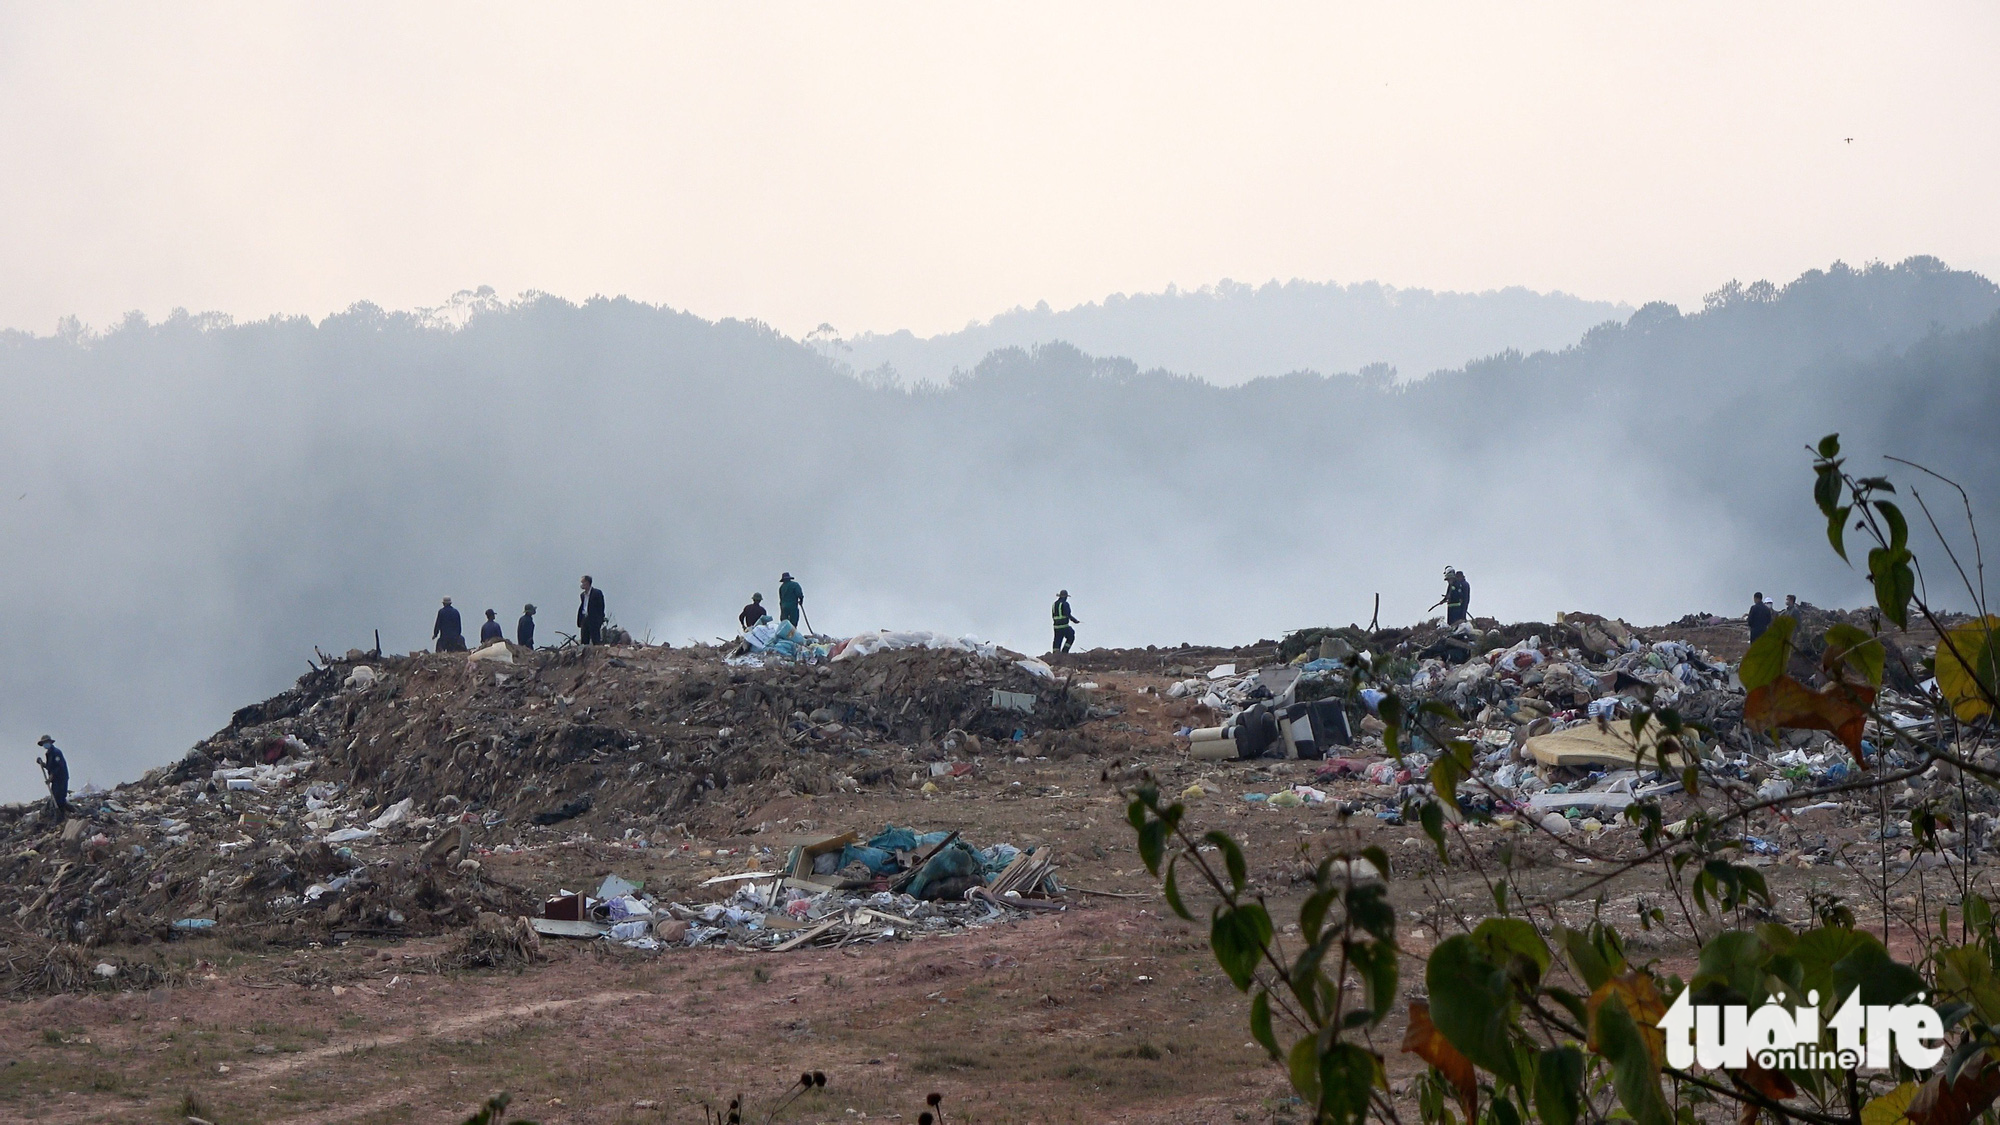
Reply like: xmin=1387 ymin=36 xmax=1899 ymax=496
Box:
xmin=769 ymin=918 xmax=840 ymax=953
xmin=889 ymin=830 xmax=961 ymax=893
xmin=529 ymin=918 xmax=611 ymax=939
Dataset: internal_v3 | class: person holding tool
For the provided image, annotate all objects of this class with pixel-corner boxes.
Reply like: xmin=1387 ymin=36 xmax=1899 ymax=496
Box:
xmin=778 ymin=572 xmax=805 ymax=629
xmin=1432 ymin=567 xmax=1471 ymax=626
xmin=36 ymin=735 xmax=69 ymax=820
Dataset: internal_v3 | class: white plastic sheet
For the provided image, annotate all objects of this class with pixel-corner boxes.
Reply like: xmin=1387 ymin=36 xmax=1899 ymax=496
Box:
xmin=833 ymin=630 xmax=998 ymax=662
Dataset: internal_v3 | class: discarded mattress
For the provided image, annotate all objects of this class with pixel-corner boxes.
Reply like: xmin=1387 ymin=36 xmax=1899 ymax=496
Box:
xmin=1524 ymin=791 xmax=1635 ymax=815
xmin=1524 ymin=723 xmax=1685 ymax=770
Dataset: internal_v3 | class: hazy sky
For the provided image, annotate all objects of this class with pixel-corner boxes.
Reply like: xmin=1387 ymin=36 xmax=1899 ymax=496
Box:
xmin=2 ymin=2 xmax=1997 ymax=340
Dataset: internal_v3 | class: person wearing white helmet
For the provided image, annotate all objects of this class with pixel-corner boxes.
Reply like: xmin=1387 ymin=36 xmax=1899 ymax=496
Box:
xmin=1437 ymin=568 xmax=1471 ymax=626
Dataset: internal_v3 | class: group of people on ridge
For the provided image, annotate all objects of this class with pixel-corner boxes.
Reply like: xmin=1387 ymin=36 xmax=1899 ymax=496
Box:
xmin=32 ymin=563 xmax=1570 ymax=823
xmin=1746 ymin=592 xmax=1803 ymax=642
xmin=431 ymin=576 xmax=606 ymax=652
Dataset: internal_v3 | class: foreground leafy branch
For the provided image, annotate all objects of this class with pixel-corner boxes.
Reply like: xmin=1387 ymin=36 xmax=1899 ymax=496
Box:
xmin=1130 ymin=435 xmax=2000 ymax=1125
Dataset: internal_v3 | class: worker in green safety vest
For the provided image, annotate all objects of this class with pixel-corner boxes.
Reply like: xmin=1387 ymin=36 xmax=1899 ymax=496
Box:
xmin=1051 ymin=590 xmax=1080 ymax=653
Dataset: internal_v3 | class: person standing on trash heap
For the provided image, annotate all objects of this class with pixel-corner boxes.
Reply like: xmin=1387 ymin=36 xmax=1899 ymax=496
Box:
xmin=1747 ymin=592 xmax=1774 ymax=642
xmin=36 ymin=735 xmax=69 ymax=821
xmin=1051 ymin=589 xmax=1080 ymax=653
xmin=432 ymin=597 xmax=466 ymax=652
xmin=1441 ymin=567 xmax=1471 ymax=626
xmin=578 ymin=575 xmax=606 ymax=644
xmin=1782 ymin=593 xmax=1801 ymax=620
xmin=479 ymin=608 xmax=504 ymax=645
xmin=777 ymin=572 xmax=804 ymax=628
xmin=739 ymin=592 xmax=769 ymax=631
xmin=517 ymin=603 xmax=537 ymax=648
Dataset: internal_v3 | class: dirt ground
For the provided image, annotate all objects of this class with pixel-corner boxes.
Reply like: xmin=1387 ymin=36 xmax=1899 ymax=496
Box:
xmin=2 ymin=633 xmax=1982 ymax=1124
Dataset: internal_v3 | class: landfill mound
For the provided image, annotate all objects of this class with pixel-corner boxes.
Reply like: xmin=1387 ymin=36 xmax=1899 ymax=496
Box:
xmin=0 ymin=637 xmax=1078 ymax=967
xmin=1185 ymin=608 xmax=1977 ymax=848
xmin=2 ymin=601 xmax=1971 ymax=995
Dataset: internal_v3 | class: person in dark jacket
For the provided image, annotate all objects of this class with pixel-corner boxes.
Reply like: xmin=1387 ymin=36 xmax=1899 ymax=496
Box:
xmin=578 ymin=576 xmax=606 ymax=644
xmin=777 ymin=573 xmax=804 ymax=627
xmin=36 ymin=735 xmax=68 ymax=820
xmin=1438 ymin=568 xmax=1471 ymax=625
xmin=739 ymin=593 xmax=769 ymax=631
xmin=1051 ymin=590 xmax=1080 ymax=653
xmin=479 ymin=609 xmax=504 ymax=645
xmin=433 ymin=597 xmax=466 ymax=652
xmin=518 ymin=604 xmax=537 ymax=648
xmin=1747 ymin=592 xmax=1774 ymax=642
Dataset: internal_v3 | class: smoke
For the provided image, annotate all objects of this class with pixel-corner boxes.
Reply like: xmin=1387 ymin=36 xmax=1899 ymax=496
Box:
xmin=1 ymin=258 xmax=1996 ymax=801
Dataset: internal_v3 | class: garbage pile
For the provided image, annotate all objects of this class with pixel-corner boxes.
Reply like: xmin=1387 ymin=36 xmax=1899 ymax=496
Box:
xmin=728 ymin=619 xmax=834 ymax=666
xmin=1182 ymin=613 xmax=2000 ymax=852
xmin=0 ymin=635 xmax=1070 ymax=951
xmin=530 ymin=826 xmax=1062 ymax=952
xmin=0 ymin=722 xmax=528 ymax=948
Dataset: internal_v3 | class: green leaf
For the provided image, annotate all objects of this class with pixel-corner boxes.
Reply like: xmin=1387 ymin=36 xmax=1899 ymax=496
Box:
xmin=1738 ymin=615 xmax=1797 ymax=691
xmin=1815 ymin=464 xmax=1843 ymax=515
xmin=1378 ymin=696 xmax=1403 ymax=755
xmin=1791 ymin=926 xmax=1873 ymax=1007
xmin=1559 ymin=926 xmax=1613 ymax=992
xmin=1754 ymin=922 xmax=1798 ymax=955
xmin=1828 ymin=505 xmax=1852 ymax=562
xmin=1300 ymin=887 xmax=1336 ymax=943
xmin=1425 ymin=934 xmax=1518 ymax=1083
xmin=1348 ymin=939 xmax=1399 ymax=1024
xmin=1545 ymin=985 xmax=1589 ymax=1028
xmin=1937 ymin=618 xmax=2000 ymax=721
xmin=1860 ymin=1082 xmax=1918 ymax=1125
xmin=1534 ymin=1045 xmax=1585 ymax=1125
xmin=1345 ymin=882 xmax=1395 ymax=943
xmin=1823 ymin=622 xmax=1887 ymax=686
xmin=1966 ymin=893 xmax=1992 ymax=933
xmin=1868 ymin=546 xmax=1916 ymax=630
xmin=1136 ymin=819 xmax=1166 ymax=875
xmin=1832 ymin=938 xmax=1924 ymax=1007
xmin=1288 ymin=1034 xmax=1322 ymax=1104
xmin=1430 ymin=741 xmax=1473 ymax=801
xmin=1593 ymin=992 xmax=1674 ymax=1125
xmin=1205 ymin=830 xmax=1247 ymax=894
xmin=1818 ymin=433 xmax=1841 ymax=459
xmin=1249 ymin=989 xmax=1280 ymax=1059
xmin=1162 ymin=856 xmax=1193 ymax=922
xmin=1210 ymin=902 xmax=1274 ymax=991
xmin=1420 ymin=800 xmax=1447 ymax=861
xmin=1360 ymin=845 xmax=1391 ymax=884
xmin=1936 ymin=944 xmax=2000 ymax=1026
xmin=1290 ymin=934 xmax=1337 ymax=1018
xmin=1475 ymin=917 xmax=1553 ymax=979
xmin=1877 ymin=500 xmax=1910 ymax=551
xmin=1491 ymin=878 xmax=1509 ymax=917
xmin=1316 ymin=1042 xmax=1381 ymax=1125
xmin=1693 ymin=929 xmax=1770 ymax=1003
